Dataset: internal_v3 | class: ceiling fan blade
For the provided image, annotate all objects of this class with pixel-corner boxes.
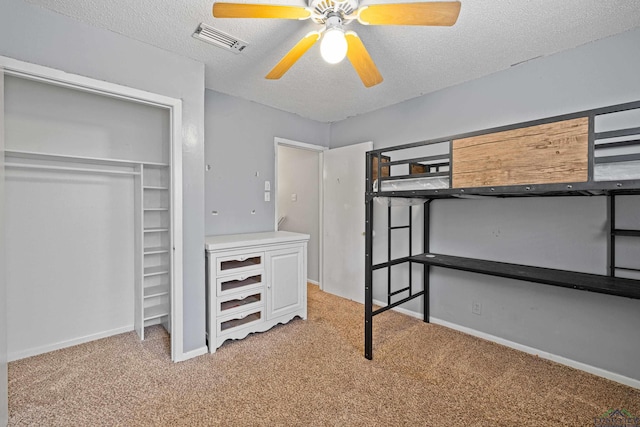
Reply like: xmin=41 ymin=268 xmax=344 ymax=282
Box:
xmin=266 ymin=32 xmax=321 ymax=80
xmin=358 ymin=1 xmax=461 ymax=26
xmin=213 ymin=3 xmax=311 ymax=19
xmin=345 ymin=32 xmax=383 ymax=88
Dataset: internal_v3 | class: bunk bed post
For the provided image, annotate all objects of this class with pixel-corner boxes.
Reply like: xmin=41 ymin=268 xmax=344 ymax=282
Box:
xmin=409 ymin=205 xmax=413 ymax=297
xmin=365 ymin=152 xmax=374 ymax=360
xmin=608 ymin=194 xmax=616 ymax=277
xmin=387 ymin=205 xmax=392 ymax=305
xmin=587 ymin=113 xmax=595 ymax=183
xmin=423 ymin=199 xmax=431 ymax=323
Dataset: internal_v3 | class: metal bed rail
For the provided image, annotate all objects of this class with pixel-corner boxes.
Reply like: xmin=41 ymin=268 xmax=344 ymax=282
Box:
xmin=366 ymin=99 xmax=640 ymax=200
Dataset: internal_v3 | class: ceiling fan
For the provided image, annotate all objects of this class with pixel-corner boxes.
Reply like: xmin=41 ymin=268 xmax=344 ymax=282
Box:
xmin=211 ymin=0 xmax=461 ymax=87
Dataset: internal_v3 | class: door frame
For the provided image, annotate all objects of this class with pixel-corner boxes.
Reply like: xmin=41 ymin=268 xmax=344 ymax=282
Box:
xmin=0 ymin=63 xmax=7 ymax=427
xmin=274 ymin=137 xmax=327 ymax=289
xmin=0 ymin=55 xmax=185 ymax=362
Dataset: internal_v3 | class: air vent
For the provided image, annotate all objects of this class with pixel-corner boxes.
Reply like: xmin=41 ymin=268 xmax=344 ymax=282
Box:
xmin=193 ymin=23 xmax=248 ymax=54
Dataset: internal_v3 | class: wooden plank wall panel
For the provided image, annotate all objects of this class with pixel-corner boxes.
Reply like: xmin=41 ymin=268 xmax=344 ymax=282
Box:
xmin=452 ymin=117 xmax=589 ymax=188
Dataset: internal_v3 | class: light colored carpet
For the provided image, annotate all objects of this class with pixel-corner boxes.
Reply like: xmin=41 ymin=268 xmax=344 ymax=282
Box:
xmin=8 ymin=284 xmax=640 ymax=426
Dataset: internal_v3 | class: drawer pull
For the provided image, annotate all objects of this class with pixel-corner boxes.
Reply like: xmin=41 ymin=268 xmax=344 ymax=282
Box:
xmin=238 ymin=256 xmax=247 ymax=262
xmin=239 ymin=276 xmax=246 ymax=281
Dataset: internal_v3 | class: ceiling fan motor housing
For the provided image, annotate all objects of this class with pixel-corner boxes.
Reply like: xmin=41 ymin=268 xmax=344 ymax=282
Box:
xmin=324 ymin=13 xmax=343 ymax=30
xmin=309 ymin=0 xmax=358 ymax=23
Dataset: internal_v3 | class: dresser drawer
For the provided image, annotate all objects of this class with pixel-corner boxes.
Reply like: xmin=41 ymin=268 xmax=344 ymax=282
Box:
xmin=216 ymin=271 xmax=264 ymax=297
xmin=217 ymin=290 xmax=264 ymax=317
xmin=217 ymin=307 xmax=264 ymax=337
xmin=216 ymin=251 xmax=264 ymax=277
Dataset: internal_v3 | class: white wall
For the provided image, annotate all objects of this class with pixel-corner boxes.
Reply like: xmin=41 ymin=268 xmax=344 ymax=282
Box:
xmin=0 ymin=69 xmax=8 ymax=427
xmin=0 ymin=0 xmax=206 ymax=354
xmin=277 ymin=145 xmax=320 ymax=282
xmin=4 ymin=76 xmax=168 ymax=360
xmin=204 ymin=90 xmax=330 ymax=236
xmin=331 ymin=28 xmax=640 ymax=382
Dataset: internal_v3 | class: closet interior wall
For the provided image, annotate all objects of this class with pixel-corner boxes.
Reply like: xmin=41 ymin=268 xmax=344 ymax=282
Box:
xmin=4 ymin=75 xmax=170 ymax=360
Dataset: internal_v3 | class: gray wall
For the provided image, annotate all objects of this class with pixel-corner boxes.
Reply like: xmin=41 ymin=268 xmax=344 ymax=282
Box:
xmin=204 ymin=90 xmax=330 ymax=235
xmin=0 ymin=0 xmax=206 ymax=354
xmin=331 ymin=28 xmax=640 ymax=148
xmin=331 ymin=28 xmax=640 ymax=381
xmin=277 ymin=145 xmax=320 ymax=282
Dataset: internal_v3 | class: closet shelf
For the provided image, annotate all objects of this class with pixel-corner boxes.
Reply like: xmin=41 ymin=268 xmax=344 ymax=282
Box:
xmin=5 ymin=149 xmax=168 ymax=167
xmin=409 ymin=253 xmax=640 ymax=300
xmin=144 ymin=246 xmax=170 ymax=255
xmin=143 ymin=227 xmax=169 ymax=233
xmin=144 ymin=304 xmax=170 ymax=321
xmin=144 ymin=207 xmax=169 ymax=211
xmin=144 ymin=266 xmax=170 ymax=277
xmin=5 ymin=162 xmax=140 ymax=176
xmin=144 ymin=285 xmax=169 ymax=299
xmin=143 ymin=186 xmax=169 ymax=190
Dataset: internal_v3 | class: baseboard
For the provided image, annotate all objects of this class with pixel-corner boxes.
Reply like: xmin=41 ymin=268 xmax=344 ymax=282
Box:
xmin=307 ymin=279 xmax=319 ymax=286
xmin=8 ymin=325 xmax=134 ymax=362
xmin=372 ymin=299 xmax=640 ymax=389
xmin=175 ymin=345 xmax=208 ymax=362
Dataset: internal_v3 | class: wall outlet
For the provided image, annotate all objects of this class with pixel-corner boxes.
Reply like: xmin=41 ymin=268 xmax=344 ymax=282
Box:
xmin=291 ymin=193 xmax=297 ymax=202
xmin=472 ymin=301 xmax=482 ymax=315
xmin=264 ymin=191 xmax=270 ymax=202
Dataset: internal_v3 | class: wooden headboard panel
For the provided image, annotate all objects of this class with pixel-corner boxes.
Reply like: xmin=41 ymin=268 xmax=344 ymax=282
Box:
xmin=452 ymin=117 xmax=589 ymax=188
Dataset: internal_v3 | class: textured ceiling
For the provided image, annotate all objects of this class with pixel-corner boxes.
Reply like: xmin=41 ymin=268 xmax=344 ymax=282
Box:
xmin=23 ymin=0 xmax=640 ymax=122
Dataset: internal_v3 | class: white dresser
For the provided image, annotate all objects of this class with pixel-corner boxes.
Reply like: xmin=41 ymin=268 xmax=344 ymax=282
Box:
xmin=205 ymin=231 xmax=309 ymax=353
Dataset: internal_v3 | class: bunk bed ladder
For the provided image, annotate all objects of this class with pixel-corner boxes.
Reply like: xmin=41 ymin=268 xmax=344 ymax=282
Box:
xmin=387 ymin=205 xmax=414 ymax=304
xmin=608 ymin=193 xmax=640 ymax=277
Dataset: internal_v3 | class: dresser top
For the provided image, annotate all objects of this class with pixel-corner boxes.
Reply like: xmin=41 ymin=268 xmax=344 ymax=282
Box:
xmin=205 ymin=231 xmax=310 ymax=251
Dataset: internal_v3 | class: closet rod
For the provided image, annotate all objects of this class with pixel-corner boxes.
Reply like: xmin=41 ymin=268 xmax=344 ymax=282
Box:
xmin=5 ymin=163 xmax=140 ymax=176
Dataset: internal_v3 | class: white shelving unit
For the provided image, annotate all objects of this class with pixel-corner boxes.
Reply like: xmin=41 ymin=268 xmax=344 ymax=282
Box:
xmin=5 ymin=149 xmax=172 ymax=341
xmin=136 ymin=163 xmax=172 ymax=340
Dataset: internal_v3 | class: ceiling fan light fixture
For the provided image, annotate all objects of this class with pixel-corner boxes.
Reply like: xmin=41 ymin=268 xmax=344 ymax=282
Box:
xmin=320 ymin=27 xmax=348 ymax=64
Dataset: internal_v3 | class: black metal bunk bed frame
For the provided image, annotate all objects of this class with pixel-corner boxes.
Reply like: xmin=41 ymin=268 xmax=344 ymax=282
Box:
xmin=364 ymin=100 xmax=640 ymax=360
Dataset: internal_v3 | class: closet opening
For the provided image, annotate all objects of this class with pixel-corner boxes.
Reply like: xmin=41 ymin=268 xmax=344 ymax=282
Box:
xmin=1 ymin=57 xmax=184 ymax=362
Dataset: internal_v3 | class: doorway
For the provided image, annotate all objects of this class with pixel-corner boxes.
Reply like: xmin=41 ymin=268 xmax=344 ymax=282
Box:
xmin=275 ymin=138 xmax=372 ymax=301
xmin=275 ymin=137 xmax=326 ymax=288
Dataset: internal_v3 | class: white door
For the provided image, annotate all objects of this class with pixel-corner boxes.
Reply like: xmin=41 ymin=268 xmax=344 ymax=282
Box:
xmin=1 ymin=70 xmax=8 ymax=427
xmin=322 ymin=141 xmax=373 ymax=303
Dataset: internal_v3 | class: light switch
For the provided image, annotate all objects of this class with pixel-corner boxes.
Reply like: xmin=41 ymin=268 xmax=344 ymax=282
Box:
xmin=264 ymin=192 xmax=270 ymax=202
xmin=291 ymin=193 xmax=297 ymax=202
xmin=264 ymin=181 xmax=271 ymax=191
